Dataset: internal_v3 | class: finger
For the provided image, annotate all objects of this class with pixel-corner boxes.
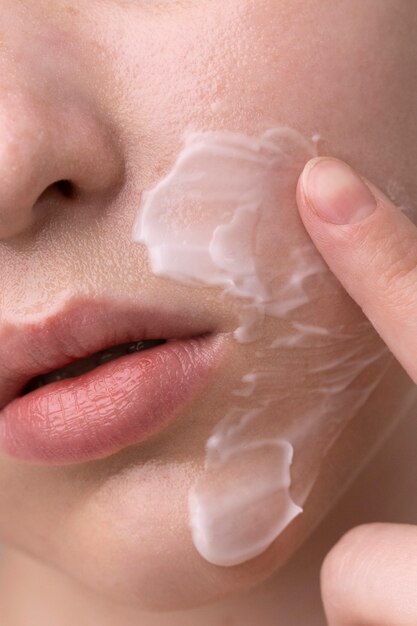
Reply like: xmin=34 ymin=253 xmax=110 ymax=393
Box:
xmin=296 ymin=157 xmax=417 ymax=382
xmin=321 ymin=523 xmax=417 ymax=626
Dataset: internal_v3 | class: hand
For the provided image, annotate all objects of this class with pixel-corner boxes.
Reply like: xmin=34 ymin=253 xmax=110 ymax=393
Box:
xmin=296 ymin=157 xmax=417 ymax=626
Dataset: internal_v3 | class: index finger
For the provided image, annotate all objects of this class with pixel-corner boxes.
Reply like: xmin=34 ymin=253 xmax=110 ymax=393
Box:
xmin=296 ymin=157 xmax=417 ymax=383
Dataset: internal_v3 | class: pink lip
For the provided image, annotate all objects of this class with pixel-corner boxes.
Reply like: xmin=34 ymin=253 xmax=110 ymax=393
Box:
xmin=0 ymin=299 xmax=225 ymax=465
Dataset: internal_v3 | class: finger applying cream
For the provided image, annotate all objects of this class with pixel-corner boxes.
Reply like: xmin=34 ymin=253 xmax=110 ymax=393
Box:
xmin=297 ymin=157 xmax=417 ymax=384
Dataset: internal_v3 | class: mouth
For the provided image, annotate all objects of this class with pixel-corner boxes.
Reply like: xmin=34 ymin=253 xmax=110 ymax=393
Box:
xmin=0 ymin=299 xmax=225 ymax=465
xmin=20 ymin=338 xmax=167 ymax=396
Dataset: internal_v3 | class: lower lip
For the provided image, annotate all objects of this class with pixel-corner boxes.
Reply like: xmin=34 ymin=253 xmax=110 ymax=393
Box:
xmin=0 ymin=336 xmax=224 ymax=465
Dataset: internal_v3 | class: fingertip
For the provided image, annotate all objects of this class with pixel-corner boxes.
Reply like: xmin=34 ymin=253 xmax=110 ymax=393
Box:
xmin=298 ymin=157 xmax=377 ymax=226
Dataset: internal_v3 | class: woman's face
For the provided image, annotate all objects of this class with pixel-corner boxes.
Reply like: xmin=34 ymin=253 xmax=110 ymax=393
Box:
xmin=0 ymin=0 xmax=416 ymax=611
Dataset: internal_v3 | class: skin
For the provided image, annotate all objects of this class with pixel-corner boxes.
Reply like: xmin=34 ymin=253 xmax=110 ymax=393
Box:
xmin=0 ymin=1 xmax=416 ymax=624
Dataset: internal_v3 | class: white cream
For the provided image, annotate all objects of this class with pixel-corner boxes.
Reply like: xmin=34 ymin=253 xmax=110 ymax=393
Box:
xmin=133 ymin=127 xmax=392 ymax=567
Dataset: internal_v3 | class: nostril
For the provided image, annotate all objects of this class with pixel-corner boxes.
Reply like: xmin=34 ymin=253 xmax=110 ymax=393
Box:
xmin=55 ymin=179 xmax=75 ymax=199
xmin=37 ymin=179 xmax=76 ymax=203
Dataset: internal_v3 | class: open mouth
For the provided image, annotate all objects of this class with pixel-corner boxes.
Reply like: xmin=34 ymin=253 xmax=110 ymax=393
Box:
xmin=0 ymin=299 xmax=224 ymax=464
xmin=20 ymin=338 xmax=167 ymax=396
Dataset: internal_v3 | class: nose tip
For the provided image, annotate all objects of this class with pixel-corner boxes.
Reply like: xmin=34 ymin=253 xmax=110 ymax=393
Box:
xmin=0 ymin=90 xmax=124 ymax=240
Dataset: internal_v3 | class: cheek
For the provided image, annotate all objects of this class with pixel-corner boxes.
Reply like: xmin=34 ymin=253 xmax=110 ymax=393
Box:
xmin=126 ymin=0 xmax=415 ymax=204
xmin=129 ymin=0 xmax=416 ymax=562
xmin=133 ymin=125 xmax=405 ymax=571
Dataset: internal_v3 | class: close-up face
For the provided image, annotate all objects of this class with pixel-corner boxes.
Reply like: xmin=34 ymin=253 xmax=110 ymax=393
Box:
xmin=0 ymin=0 xmax=416 ymax=612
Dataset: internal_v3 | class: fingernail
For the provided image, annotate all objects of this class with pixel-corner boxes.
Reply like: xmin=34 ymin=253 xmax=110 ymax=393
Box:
xmin=302 ymin=158 xmax=377 ymax=225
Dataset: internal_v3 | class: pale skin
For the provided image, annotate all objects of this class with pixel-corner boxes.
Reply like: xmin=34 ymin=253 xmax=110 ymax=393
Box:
xmin=0 ymin=1 xmax=416 ymax=625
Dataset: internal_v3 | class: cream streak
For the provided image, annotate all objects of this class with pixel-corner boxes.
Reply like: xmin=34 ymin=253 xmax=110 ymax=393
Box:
xmin=133 ymin=127 xmax=391 ymax=567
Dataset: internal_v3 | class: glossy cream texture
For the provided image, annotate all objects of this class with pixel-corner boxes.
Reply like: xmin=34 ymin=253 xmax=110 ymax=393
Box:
xmin=133 ymin=128 xmax=392 ymax=567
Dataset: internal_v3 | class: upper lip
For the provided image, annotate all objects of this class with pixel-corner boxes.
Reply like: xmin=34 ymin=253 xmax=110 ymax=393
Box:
xmin=0 ymin=296 xmax=214 ymax=410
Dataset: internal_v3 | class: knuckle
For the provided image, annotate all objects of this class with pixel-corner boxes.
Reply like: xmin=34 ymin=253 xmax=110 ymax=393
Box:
xmin=350 ymin=221 xmax=417 ymax=323
xmin=370 ymin=231 xmax=417 ymax=308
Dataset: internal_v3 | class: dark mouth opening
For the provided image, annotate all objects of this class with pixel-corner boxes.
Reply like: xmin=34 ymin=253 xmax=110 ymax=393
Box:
xmin=20 ymin=339 xmax=167 ymax=397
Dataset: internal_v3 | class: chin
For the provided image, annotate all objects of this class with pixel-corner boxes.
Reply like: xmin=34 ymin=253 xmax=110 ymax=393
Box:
xmin=26 ymin=447 xmax=333 ymax=612
xmin=32 ymin=456 xmax=305 ymax=612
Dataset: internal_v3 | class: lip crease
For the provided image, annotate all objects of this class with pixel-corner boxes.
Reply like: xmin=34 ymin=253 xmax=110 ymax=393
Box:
xmin=0 ymin=297 xmax=225 ymax=465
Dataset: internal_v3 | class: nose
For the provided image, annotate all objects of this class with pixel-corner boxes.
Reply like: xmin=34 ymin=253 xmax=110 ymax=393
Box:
xmin=0 ymin=86 xmax=124 ymax=240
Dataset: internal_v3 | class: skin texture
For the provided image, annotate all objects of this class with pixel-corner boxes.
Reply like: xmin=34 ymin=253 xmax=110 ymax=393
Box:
xmin=0 ymin=1 xmax=416 ymax=624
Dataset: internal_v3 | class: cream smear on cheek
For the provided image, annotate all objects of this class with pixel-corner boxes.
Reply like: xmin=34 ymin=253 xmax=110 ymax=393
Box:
xmin=132 ymin=128 xmax=392 ymax=567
